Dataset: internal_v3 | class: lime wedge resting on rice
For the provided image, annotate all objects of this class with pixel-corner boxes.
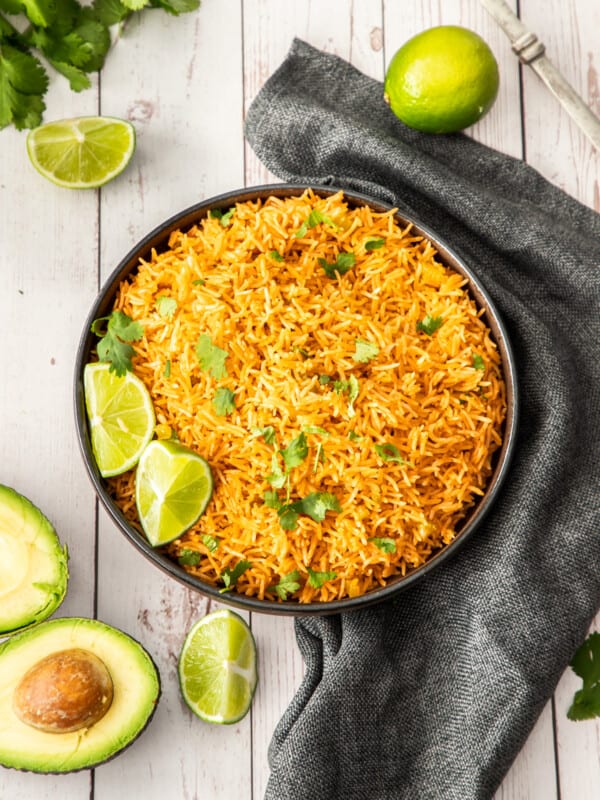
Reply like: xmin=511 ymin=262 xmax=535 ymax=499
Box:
xmin=83 ymin=362 xmax=155 ymax=478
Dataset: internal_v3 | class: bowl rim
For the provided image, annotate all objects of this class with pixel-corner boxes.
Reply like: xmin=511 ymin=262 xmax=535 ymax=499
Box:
xmin=74 ymin=182 xmax=519 ymax=616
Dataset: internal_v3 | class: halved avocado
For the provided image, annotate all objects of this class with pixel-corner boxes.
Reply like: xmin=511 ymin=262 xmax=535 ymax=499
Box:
xmin=0 ymin=617 xmax=161 ymax=773
xmin=0 ymin=484 xmax=68 ymax=635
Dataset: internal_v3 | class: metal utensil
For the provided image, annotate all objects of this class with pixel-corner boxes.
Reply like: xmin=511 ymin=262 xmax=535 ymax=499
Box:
xmin=480 ymin=0 xmax=600 ymax=151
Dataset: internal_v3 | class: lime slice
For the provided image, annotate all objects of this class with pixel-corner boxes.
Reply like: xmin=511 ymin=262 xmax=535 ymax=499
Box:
xmin=26 ymin=116 xmax=135 ymax=189
xmin=135 ymin=440 xmax=213 ymax=547
xmin=178 ymin=609 xmax=258 ymax=724
xmin=84 ymin=362 xmax=155 ymax=478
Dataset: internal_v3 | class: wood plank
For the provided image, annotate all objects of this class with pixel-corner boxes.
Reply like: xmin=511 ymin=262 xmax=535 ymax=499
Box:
xmin=91 ymin=5 xmax=251 ymax=799
xmin=0 ymin=64 xmax=99 ymax=800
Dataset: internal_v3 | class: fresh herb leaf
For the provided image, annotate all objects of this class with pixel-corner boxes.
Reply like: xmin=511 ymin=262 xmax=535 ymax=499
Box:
xmin=156 ymin=295 xmax=177 ymax=320
xmin=266 ymin=453 xmax=286 ymax=489
xmin=268 ymin=249 xmax=284 ymax=262
xmin=375 ymin=443 xmax=405 ymax=464
xmin=202 ymin=534 xmax=220 ymax=553
xmin=333 ymin=375 xmax=359 ymax=417
xmin=195 ymin=333 xmax=229 ymax=379
xmin=91 ymin=310 xmax=143 ymax=376
xmin=178 ymin=548 xmax=201 ymax=566
xmin=318 ymin=374 xmax=331 ymax=385
xmin=417 ymin=314 xmax=444 ymax=335
xmin=212 ymin=386 xmax=235 ymax=416
xmin=302 ymin=425 xmax=329 ymax=436
xmin=164 ymin=358 xmax=171 ymax=378
xmin=307 ymin=567 xmax=337 ymax=589
xmin=278 ymin=505 xmax=300 ymax=531
xmin=365 ymin=236 xmax=385 ymax=251
xmin=567 ymin=632 xmax=600 ymax=721
xmin=219 ymin=560 xmax=251 ymax=593
xmin=472 ymin=354 xmax=485 ymax=371
xmin=192 ymin=278 xmax=205 ymax=286
xmin=0 ymin=43 xmax=48 ymax=130
xmin=318 ymin=251 xmax=355 ymax=278
xmin=270 ymin=570 xmax=301 ymax=600
xmin=295 ymin=347 xmax=310 ymax=359
xmin=150 ymin=0 xmax=200 ymax=14
xmin=251 ymin=425 xmax=277 ymax=445
xmin=295 ymin=209 xmax=338 ymax=238
xmin=369 ymin=537 xmax=396 ymax=554
xmin=263 ymin=489 xmax=283 ymax=510
xmin=353 ymin=338 xmax=379 ymax=363
xmin=348 ymin=430 xmax=363 ymax=442
xmin=210 ymin=207 xmax=235 ymax=226
xmin=280 ymin=432 xmax=308 ymax=470
xmin=296 ymin=492 xmax=341 ymax=523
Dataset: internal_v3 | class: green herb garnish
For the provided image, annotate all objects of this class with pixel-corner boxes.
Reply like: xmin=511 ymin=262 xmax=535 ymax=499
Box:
xmin=334 ymin=374 xmax=359 ymax=417
xmin=353 ymin=338 xmax=379 ymax=363
xmin=251 ymin=425 xmax=277 ymax=445
xmin=280 ymin=432 xmax=308 ymax=470
xmin=295 ymin=209 xmax=338 ymax=238
xmin=318 ymin=251 xmax=356 ymax=278
xmin=195 ymin=334 xmax=229 ymax=379
xmin=212 ymin=387 xmax=235 ymax=416
xmin=265 ymin=453 xmax=287 ymax=489
xmin=307 ymin=567 xmax=337 ymax=589
xmin=369 ymin=537 xmax=396 ymax=554
xmin=91 ymin=310 xmax=143 ymax=376
xmin=178 ymin=548 xmax=201 ymax=567
xmin=472 ymin=354 xmax=485 ymax=371
xmin=268 ymin=250 xmax=284 ymax=262
xmin=202 ymin=534 xmax=220 ymax=553
xmin=270 ymin=570 xmax=301 ymax=600
xmin=375 ymin=443 xmax=405 ymax=464
xmin=156 ymin=295 xmax=177 ymax=320
xmin=164 ymin=359 xmax=171 ymax=378
xmin=219 ymin=560 xmax=251 ymax=593
xmin=567 ymin=632 xmax=600 ymax=720
xmin=364 ymin=236 xmax=386 ymax=251
xmin=417 ymin=314 xmax=444 ymax=335
xmin=210 ymin=207 xmax=235 ymax=226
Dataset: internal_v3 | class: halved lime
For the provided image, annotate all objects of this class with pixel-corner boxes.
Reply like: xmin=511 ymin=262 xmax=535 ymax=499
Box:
xmin=178 ymin=609 xmax=258 ymax=725
xmin=26 ymin=116 xmax=136 ymax=189
xmin=84 ymin=362 xmax=155 ymax=478
xmin=135 ymin=440 xmax=213 ymax=547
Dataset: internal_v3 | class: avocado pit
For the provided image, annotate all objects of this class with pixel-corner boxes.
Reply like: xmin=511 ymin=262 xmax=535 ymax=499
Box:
xmin=13 ymin=648 xmax=114 ymax=733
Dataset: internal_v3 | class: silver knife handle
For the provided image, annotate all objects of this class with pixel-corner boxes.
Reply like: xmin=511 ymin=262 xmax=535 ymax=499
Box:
xmin=511 ymin=32 xmax=545 ymax=64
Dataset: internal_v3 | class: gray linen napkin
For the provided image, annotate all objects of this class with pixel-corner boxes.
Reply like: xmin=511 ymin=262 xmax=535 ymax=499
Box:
xmin=245 ymin=39 xmax=600 ymax=800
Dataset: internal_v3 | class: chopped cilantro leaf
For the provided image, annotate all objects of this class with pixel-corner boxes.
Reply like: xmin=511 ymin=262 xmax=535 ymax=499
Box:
xmin=278 ymin=506 xmax=300 ymax=531
xmin=333 ymin=375 xmax=359 ymax=417
xmin=202 ymin=534 xmax=220 ymax=553
xmin=210 ymin=207 xmax=235 ymax=226
xmin=280 ymin=432 xmax=308 ymax=470
xmin=164 ymin=358 xmax=171 ymax=378
xmin=375 ymin=443 xmax=405 ymax=464
xmin=472 ymin=354 xmax=485 ymax=371
xmin=318 ymin=251 xmax=356 ymax=278
xmin=178 ymin=548 xmax=201 ymax=566
xmin=369 ymin=537 xmax=396 ymax=554
xmin=219 ymin=560 xmax=251 ymax=593
xmin=192 ymin=278 xmax=205 ymax=286
xmin=365 ymin=236 xmax=386 ymax=251
xmin=295 ymin=209 xmax=338 ymax=238
xmin=307 ymin=567 xmax=337 ymax=589
xmin=303 ymin=425 xmax=329 ymax=436
xmin=417 ymin=314 xmax=444 ymax=335
xmin=195 ymin=333 xmax=229 ymax=379
xmin=348 ymin=430 xmax=363 ymax=442
xmin=91 ymin=310 xmax=143 ymax=376
xmin=156 ymin=295 xmax=177 ymax=320
xmin=296 ymin=492 xmax=341 ymax=523
xmin=268 ymin=249 xmax=284 ymax=262
xmin=212 ymin=387 xmax=235 ymax=416
xmin=263 ymin=489 xmax=283 ymax=510
xmin=567 ymin=632 xmax=600 ymax=721
xmin=266 ymin=453 xmax=286 ymax=489
xmin=318 ymin=374 xmax=331 ymax=385
xmin=269 ymin=570 xmax=301 ymax=600
xmin=0 ymin=43 xmax=48 ymax=131
xmin=251 ymin=425 xmax=277 ymax=445
xmin=353 ymin=338 xmax=379 ymax=363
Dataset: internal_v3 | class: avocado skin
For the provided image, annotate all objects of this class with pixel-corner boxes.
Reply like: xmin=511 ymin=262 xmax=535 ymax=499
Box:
xmin=0 ymin=484 xmax=69 ymax=636
xmin=0 ymin=617 xmax=161 ymax=773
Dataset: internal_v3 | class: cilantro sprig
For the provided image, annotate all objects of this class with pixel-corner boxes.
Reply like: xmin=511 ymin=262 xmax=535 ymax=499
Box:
xmin=318 ymin=251 xmax=355 ymax=279
xmin=195 ymin=334 xmax=229 ymax=379
xmin=295 ymin=209 xmax=338 ymax=238
xmin=219 ymin=560 xmax=251 ymax=593
xmin=91 ymin=310 xmax=143 ymax=376
xmin=269 ymin=570 xmax=301 ymax=600
xmin=417 ymin=314 xmax=444 ymax=335
xmin=567 ymin=632 xmax=600 ymax=721
xmin=0 ymin=0 xmax=200 ymax=131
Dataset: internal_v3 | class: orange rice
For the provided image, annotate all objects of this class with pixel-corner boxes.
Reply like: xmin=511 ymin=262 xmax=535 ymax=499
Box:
xmin=106 ymin=189 xmax=506 ymax=603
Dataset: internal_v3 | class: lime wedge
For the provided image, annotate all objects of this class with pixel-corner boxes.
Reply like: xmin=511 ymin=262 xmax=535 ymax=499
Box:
xmin=84 ymin=362 xmax=155 ymax=478
xmin=135 ymin=440 xmax=213 ymax=547
xmin=26 ymin=116 xmax=135 ymax=189
xmin=178 ymin=609 xmax=258 ymax=725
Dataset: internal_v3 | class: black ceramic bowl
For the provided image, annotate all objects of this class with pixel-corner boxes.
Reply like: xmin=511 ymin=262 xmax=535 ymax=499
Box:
xmin=74 ymin=184 xmax=518 ymax=615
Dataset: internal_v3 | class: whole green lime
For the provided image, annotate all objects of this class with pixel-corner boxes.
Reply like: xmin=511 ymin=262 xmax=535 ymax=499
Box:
xmin=384 ymin=25 xmax=500 ymax=134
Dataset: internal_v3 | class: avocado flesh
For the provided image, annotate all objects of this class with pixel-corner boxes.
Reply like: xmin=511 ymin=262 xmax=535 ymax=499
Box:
xmin=0 ymin=484 xmax=69 ymax=635
xmin=0 ymin=617 xmax=160 ymax=773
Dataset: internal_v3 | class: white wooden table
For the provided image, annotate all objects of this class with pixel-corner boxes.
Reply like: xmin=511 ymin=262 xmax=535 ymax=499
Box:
xmin=1 ymin=2 xmax=598 ymax=798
